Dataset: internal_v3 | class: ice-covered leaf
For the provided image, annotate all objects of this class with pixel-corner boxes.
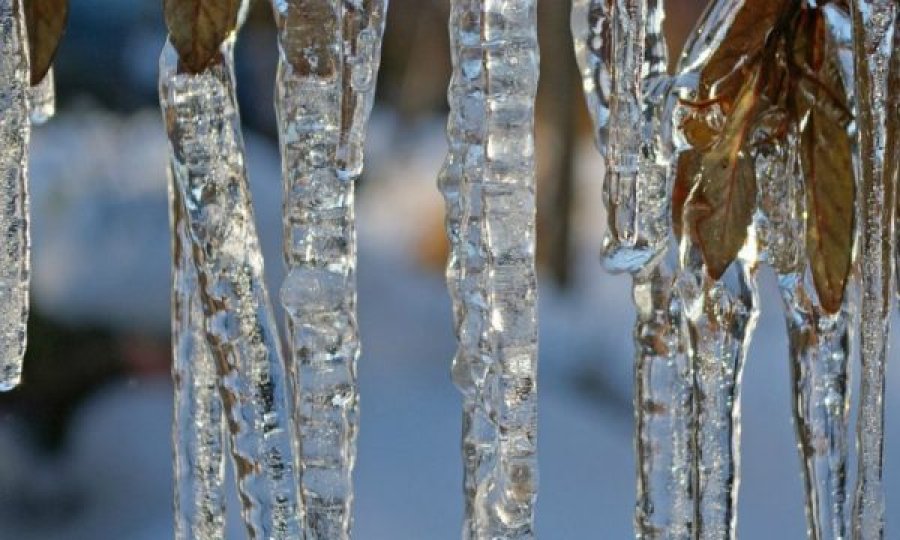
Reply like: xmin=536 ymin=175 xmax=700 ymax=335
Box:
xmin=793 ymin=8 xmax=854 ymax=313
xmin=23 ymin=0 xmax=68 ymax=86
xmin=163 ymin=0 xmax=240 ymax=73
xmin=684 ymin=74 xmax=762 ymax=279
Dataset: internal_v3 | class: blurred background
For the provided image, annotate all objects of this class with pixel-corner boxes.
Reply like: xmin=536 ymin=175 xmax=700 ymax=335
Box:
xmin=0 ymin=0 xmax=898 ymax=538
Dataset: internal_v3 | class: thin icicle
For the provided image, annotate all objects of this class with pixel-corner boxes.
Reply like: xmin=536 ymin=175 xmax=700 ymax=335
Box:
xmin=170 ymin=178 xmax=227 ymax=540
xmin=677 ymin=244 xmax=759 ymax=540
xmin=271 ymin=1 xmax=385 ymax=537
xmin=571 ymin=0 xmax=671 ymax=273
xmin=0 ymin=0 xmax=31 ymax=391
xmin=28 ymin=67 xmax=54 ymax=125
xmin=755 ymin=127 xmax=852 ymax=540
xmin=442 ymin=1 xmax=540 ymax=537
xmin=159 ymin=40 xmax=303 ymax=539
xmin=632 ymin=261 xmax=694 ymax=540
xmin=849 ymin=1 xmax=897 ymax=538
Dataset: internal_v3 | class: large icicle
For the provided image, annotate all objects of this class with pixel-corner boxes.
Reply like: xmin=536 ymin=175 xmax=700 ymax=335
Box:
xmin=159 ymin=39 xmax=303 ymax=538
xmin=441 ymin=1 xmax=540 ymax=537
xmin=0 ymin=0 xmax=31 ymax=391
xmin=271 ymin=1 xmax=386 ymax=537
xmin=849 ymin=1 xmax=897 ymax=538
xmin=572 ymin=1 xmax=695 ymax=537
xmin=170 ymin=177 xmax=227 ymax=540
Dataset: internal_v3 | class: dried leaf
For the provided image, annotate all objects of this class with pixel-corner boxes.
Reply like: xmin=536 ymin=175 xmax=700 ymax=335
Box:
xmin=794 ymin=8 xmax=854 ymax=313
xmin=684 ymin=74 xmax=762 ymax=278
xmin=697 ymin=0 xmax=791 ymax=102
xmin=23 ymin=0 xmax=68 ymax=86
xmin=163 ymin=0 xmax=241 ymax=74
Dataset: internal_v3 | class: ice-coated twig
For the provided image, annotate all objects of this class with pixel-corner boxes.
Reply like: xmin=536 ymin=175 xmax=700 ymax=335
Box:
xmin=159 ymin=40 xmax=303 ymax=539
xmin=170 ymin=177 xmax=227 ymax=540
xmin=849 ymin=1 xmax=898 ymax=538
xmin=28 ymin=67 xmax=55 ymax=125
xmin=442 ymin=1 xmax=539 ymax=537
xmin=571 ymin=0 xmax=671 ymax=272
xmin=572 ymin=2 xmax=696 ymax=537
xmin=678 ymin=245 xmax=759 ymax=540
xmin=632 ymin=262 xmax=695 ymax=540
xmin=0 ymin=0 xmax=31 ymax=391
xmin=271 ymin=1 xmax=386 ymax=537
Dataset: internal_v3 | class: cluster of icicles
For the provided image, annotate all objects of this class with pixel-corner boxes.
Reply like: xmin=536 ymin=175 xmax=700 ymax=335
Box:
xmin=0 ymin=0 xmax=897 ymax=538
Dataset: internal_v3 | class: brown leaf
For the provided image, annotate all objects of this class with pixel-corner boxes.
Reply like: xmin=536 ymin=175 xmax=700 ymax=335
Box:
xmin=163 ymin=0 xmax=241 ymax=74
xmin=697 ymin=0 xmax=791 ymax=101
xmin=23 ymin=0 xmax=68 ymax=86
xmin=794 ymin=8 xmax=854 ymax=313
xmin=684 ymin=74 xmax=762 ymax=279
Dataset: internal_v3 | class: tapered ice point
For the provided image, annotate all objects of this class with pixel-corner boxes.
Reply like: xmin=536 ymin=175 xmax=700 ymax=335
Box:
xmin=271 ymin=1 xmax=386 ymax=537
xmin=159 ymin=40 xmax=304 ymax=538
xmin=442 ymin=1 xmax=540 ymax=537
xmin=0 ymin=0 xmax=32 ymax=391
xmin=28 ymin=68 xmax=55 ymax=125
xmin=849 ymin=1 xmax=897 ymax=538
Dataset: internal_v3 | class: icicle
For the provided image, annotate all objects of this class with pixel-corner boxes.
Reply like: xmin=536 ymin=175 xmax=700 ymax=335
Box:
xmin=572 ymin=1 xmax=694 ymax=537
xmin=170 ymin=177 xmax=227 ymax=540
xmin=159 ymin=39 xmax=303 ymax=538
xmin=0 ymin=0 xmax=31 ymax=391
xmin=571 ymin=0 xmax=671 ymax=273
xmin=442 ymin=1 xmax=539 ymax=537
xmin=755 ymin=125 xmax=852 ymax=540
xmin=28 ymin=67 xmax=55 ymax=125
xmin=632 ymin=261 xmax=695 ymax=540
xmin=271 ymin=1 xmax=386 ymax=537
xmin=677 ymin=244 xmax=758 ymax=540
xmin=849 ymin=1 xmax=897 ymax=538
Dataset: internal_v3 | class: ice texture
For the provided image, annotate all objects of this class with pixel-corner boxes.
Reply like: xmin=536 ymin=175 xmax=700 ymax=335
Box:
xmin=849 ymin=1 xmax=897 ymax=538
xmin=0 ymin=0 xmax=31 ymax=391
xmin=271 ymin=1 xmax=386 ymax=537
xmin=571 ymin=0 xmax=671 ymax=273
xmin=159 ymin=40 xmax=304 ymax=539
xmin=170 ymin=176 xmax=227 ymax=540
xmin=441 ymin=1 xmax=540 ymax=537
xmin=632 ymin=262 xmax=695 ymax=540
xmin=28 ymin=68 xmax=55 ymax=125
xmin=572 ymin=1 xmax=698 ymax=537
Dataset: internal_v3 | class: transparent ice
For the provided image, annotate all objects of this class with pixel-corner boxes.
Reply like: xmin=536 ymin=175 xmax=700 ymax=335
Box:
xmin=271 ymin=0 xmax=386 ymax=537
xmin=0 ymin=0 xmax=31 ymax=391
xmin=28 ymin=68 xmax=55 ymax=125
xmin=170 ymin=175 xmax=227 ymax=540
xmin=159 ymin=40 xmax=304 ymax=539
xmin=572 ymin=1 xmax=696 ymax=537
xmin=849 ymin=1 xmax=897 ymax=538
xmin=441 ymin=1 xmax=540 ymax=537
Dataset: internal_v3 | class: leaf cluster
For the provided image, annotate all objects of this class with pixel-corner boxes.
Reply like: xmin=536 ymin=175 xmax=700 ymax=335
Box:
xmin=674 ymin=0 xmax=854 ymax=313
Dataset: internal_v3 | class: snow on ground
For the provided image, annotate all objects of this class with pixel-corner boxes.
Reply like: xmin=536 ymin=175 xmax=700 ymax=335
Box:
xmin=0 ymin=107 xmax=897 ymax=538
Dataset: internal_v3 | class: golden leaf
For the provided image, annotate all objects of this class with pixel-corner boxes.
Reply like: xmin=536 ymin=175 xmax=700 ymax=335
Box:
xmin=684 ymin=75 xmax=762 ymax=279
xmin=793 ymin=7 xmax=854 ymax=313
xmin=163 ymin=0 xmax=241 ymax=74
xmin=23 ymin=0 xmax=68 ymax=86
